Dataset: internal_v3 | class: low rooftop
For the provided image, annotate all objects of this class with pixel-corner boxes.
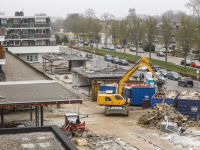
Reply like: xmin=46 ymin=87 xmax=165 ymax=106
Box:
xmin=72 ymin=66 xmax=129 ymax=79
xmin=43 ymin=53 xmax=89 ymax=62
xmin=0 ymin=81 xmax=82 ymax=108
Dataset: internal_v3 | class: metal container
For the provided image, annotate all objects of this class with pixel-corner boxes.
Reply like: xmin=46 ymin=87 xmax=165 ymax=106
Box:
xmin=151 ymin=90 xmax=179 ymax=109
xmin=92 ymin=79 xmax=144 ymax=101
xmin=177 ymin=91 xmax=200 ymax=120
xmin=130 ymin=87 xmax=155 ymax=106
xmin=142 ymin=99 xmax=149 ymax=108
xmin=99 ymin=84 xmax=117 ymax=93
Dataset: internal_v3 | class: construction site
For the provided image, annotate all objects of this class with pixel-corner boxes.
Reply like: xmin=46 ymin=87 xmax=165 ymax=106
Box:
xmin=0 ymin=47 xmax=200 ymax=150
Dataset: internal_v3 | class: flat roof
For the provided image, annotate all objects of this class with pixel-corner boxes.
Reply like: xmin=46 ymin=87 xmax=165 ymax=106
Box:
xmin=42 ymin=54 xmax=88 ymax=61
xmin=1 ymin=16 xmax=50 ymax=19
xmin=0 ymin=125 xmax=78 ymax=150
xmin=72 ymin=66 xmax=128 ymax=79
xmin=0 ymin=81 xmax=82 ymax=108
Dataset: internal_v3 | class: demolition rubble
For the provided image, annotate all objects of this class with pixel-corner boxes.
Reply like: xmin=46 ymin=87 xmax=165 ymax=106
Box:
xmin=83 ymin=131 xmax=139 ymax=150
xmin=152 ymin=90 xmax=178 ymax=99
xmin=179 ymin=91 xmax=200 ymax=100
xmin=137 ymin=101 xmax=200 ymax=128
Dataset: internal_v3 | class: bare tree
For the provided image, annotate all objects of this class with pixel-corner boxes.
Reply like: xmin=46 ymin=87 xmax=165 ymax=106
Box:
xmin=63 ymin=13 xmax=83 ymax=32
xmin=101 ymin=13 xmax=115 ymax=49
xmin=129 ymin=17 xmax=145 ymax=60
xmin=85 ymin=9 xmax=96 ymax=18
xmin=119 ymin=20 xmax=129 ymax=58
xmin=51 ymin=19 xmax=64 ymax=33
xmin=185 ymin=0 xmax=200 ymax=21
xmin=92 ymin=18 xmax=102 ymax=50
xmin=108 ymin=20 xmax=119 ymax=56
xmin=160 ymin=16 xmax=174 ymax=68
xmin=145 ymin=16 xmax=158 ymax=60
xmin=175 ymin=16 xmax=198 ymax=72
xmin=162 ymin=10 xmax=187 ymax=22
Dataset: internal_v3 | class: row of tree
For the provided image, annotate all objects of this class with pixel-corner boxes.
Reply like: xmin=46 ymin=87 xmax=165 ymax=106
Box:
xmin=70 ymin=14 xmax=200 ymax=72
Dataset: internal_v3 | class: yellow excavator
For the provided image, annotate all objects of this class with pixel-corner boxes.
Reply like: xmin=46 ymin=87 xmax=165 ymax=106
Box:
xmin=97 ymin=56 xmax=165 ymax=116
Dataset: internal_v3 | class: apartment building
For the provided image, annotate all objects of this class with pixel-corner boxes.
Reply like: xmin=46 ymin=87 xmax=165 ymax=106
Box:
xmin=0 ymin=12 xmax=59 ymax=62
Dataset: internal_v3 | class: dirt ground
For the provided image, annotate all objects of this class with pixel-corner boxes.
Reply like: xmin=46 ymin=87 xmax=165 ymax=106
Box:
xmin=4 ymin=63 xmax=199 ymax=150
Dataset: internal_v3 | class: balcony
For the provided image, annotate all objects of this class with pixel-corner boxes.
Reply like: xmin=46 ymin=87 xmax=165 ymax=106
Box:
xmin=5 ymin=34 xmax=51 ymax=39
xmin=34 ymin=34 xmax=51 ymax=38
xmin=1 ymin=23 xmax=50 ymax=28
xmin=34 ymin=23 xmax=50 ymax=28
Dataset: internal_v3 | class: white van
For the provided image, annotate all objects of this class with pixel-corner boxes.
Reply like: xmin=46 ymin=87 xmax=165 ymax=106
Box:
xmin=146 ymin=72 xmax=165 ymax=84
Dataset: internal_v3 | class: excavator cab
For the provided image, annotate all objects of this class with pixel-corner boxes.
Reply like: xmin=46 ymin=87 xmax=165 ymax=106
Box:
xmin=97 ymin=94 xmax=126 ymax=106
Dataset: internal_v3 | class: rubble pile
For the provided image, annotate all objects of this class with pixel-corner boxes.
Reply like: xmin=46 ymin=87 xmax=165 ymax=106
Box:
xmin=85 ymin=133 xmax=138 ymax=150
xmin=153 ymin=90 xmax=178 ymax=99
xmin=0 ymin=120 xmax=21 ymax=128
xmin=137 ymin=101 xmax=199 ymax=128
xmin=179 ymin=91 xmax=200 ymax=100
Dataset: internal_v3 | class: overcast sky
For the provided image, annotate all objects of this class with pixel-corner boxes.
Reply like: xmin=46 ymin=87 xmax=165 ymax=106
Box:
xmin=0 ymin=0 xmax=191 ymax=18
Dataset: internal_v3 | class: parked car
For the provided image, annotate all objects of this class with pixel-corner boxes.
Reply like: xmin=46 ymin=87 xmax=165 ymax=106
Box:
xmin=178 ymin=77 xmax=193 ymax=87
xmin=85 ymin=53 xmax=93 ymax=59
xmin=157 ymin=52 xmax=165 ymax=57
xmin=138 ymin=48 xmax=144 ymax=53
xmin=84 ymin=42 xmax=89 ymax=46
xmin=190 ymin=61 xmax=200 ymax=68
xmin=108 ymin=46 xmax=114 ymax=50
xmin=166 ymin=71 xmax=182 ymax=80
xmin=159 ymin=69 xmax=168 ymax=77
xmin=116 ymin=45 xmax=122 ymax=49
xmin=138 ymin=64 xmax=147 ymax=71
xmin=118 ymin=59 xmax=129 ymax=66
xmin=111 ymin=57 xmax=120 ymax=64
xmin=181 ymin=60 xmax=191 ymax=66
xmin=104 ymin=55 xmax=112 ymax=61
xmin=119 ymin=66 xmax=129 ymax=70
xmin=130 ymin=47 xmax=136 ymax=52
xmin=101 ymin=45 xmax=108 ymax=49
xmin=152 ymin=66 xmax=160 ymax=72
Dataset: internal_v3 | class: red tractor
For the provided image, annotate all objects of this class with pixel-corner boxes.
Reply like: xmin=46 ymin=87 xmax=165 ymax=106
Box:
xmin=61 ymin=113 xmax=86 ymax=139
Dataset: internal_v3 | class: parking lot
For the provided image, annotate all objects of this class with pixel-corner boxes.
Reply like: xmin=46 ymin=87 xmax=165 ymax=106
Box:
xmin=60 ymin=46 xmax=200 ymax=92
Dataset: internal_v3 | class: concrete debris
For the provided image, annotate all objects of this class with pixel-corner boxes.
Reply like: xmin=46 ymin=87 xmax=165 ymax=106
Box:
xmin=137 ymin=101 xmax=200 ymax=128
xmin=179 ymin=91 xmax=200 ymax=100
xmin=0 ymin=132 xmax=64 ymax=150
xmin=85 ymin=132 xmax=138 ymax=150
xmin=160 ymin=122 xmax=178 ymax=133
xmin=152 ymin=90 xmax=178 ymax=99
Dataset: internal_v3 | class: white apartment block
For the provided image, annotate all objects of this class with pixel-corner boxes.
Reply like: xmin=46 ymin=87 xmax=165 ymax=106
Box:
xmin=0 ymin=12 xmax=59 ymax=62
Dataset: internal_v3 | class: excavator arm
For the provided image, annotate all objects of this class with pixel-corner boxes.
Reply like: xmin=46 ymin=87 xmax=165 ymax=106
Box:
xmin=118 ymin=56 xmax=165 ymax=96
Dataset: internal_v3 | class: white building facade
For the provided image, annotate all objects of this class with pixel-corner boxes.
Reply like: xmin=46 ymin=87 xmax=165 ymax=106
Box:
xmin=0 ymin=12 xmax=59 ymax=62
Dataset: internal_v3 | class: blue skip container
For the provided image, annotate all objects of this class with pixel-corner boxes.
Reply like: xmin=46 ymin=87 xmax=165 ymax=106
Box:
xmin=151 ymin=91 xmax=179 ymax=109
xmin=130 ymin=87 xmax=155 ymax=106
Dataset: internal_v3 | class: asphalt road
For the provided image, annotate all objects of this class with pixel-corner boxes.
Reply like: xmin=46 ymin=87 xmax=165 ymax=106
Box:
xmin=60 ymin=46 xmax=199 ymax=92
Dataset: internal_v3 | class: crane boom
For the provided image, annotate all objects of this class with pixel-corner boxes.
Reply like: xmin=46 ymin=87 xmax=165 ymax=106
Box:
xmin=118 ymin=56 xmax=165 ymax=96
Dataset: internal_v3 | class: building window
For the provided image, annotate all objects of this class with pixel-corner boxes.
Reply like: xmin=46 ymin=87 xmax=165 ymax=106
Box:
xmin=27 ymin=54 xmax=38 ymax=61
xmin=14 ymin=41 xmax=20 ymax=46
xmin=35 ymin=18 xmax=46 ymax=24
xmin=22 ymin=29 xmax=28 ymax=35
xmin=1 ymin=19 xmax=7 ymax=24
xmin=36 ymin=29 xmax=46 ymax=34
xmin=22 ymin=19 xmax=28 ymax=24
xmin=43 ymin=29 xmax=46 ymax=34
xmin=22 ymin=41 xmax=28 ymax=46
xmin=13 ymin=19 xmax=21 ymax=24
xmin=2 ymin=41 xmax=7 ymax=46
xmin=13 ymin=30 xmax=21 ymax=35
xmin=35 ymin=40 xmax=46 ymax=45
